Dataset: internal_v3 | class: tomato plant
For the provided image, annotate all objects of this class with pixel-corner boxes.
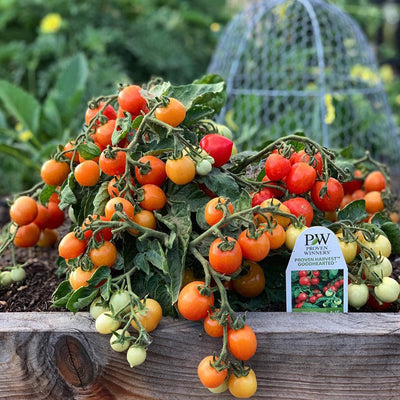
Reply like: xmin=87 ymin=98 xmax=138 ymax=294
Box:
xmin=2 ymin=75 xmax=400 ymax=391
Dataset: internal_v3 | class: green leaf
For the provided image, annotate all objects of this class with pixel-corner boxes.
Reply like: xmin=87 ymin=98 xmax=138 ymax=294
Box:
xmin=370 ymin=212 xmax=391 ymax=227
xmin=66 ymin=286 xmax=99 ymax=313
xmin=0 ymin=79 xmax=40 ymax=134
xmin=135 ymin=252 xmax=150 ymax=275
xmin=77 ymin=142 xmax=101 ymax=160
xmin=93 ymin=181 xmax=110 ymax=216
xmin=233 ymin=190 xmax=252 ymax=212
xmin=132 ymin=115 xmax=144 ymax=130
xmin=167 ymin=80 xmax=225 ymax=114
xmin=381 ymin=222 xmax=400 ymax=254
xmin=51 ymin=280 xmax=73 ymax=308
xmin=337 ymin=200 xmax=369 ymax=224
xmin=169 ymin=183 xmax=210 ymax=212
xmin=197 ymin=169 xmax=241 ymax=201
xmin=59 ymin=172 xmax=77 ymax=210
xmin=47 ymin=53 xmax=88 ymax=126
xmin=156 ymin=202 xmax=192 ymax=303
xmin=183 ymin=104 xmax=214 ymax=125
xmin=87 ymin=266 xmax=111 ymax=287
xmin=0 ymin=143 xmax=41 ymax=170
xmin=41 ymin=97 xmax=62 ymax=140
xmin=39 ymin=185 xmax=56 ymax=205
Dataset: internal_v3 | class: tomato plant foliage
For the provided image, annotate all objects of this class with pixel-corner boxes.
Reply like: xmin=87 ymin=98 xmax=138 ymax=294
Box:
xmin=2 ymin=73 xmax=400 ymax=396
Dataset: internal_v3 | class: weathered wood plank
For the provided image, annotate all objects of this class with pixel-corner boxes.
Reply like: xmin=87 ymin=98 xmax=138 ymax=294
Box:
xmin=0 ymin=312 xmax=400 ymax=399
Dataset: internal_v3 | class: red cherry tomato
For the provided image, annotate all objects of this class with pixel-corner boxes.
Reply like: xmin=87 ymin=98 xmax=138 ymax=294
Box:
xmin=199 ymin=134 xmax=233 ymax=167
xmin=311 ymin=178 xmax=344 ymax=212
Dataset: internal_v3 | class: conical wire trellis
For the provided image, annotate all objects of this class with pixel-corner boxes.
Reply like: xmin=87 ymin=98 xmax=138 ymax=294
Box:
xmin=208 ymin=0 xmax=400 ymax=170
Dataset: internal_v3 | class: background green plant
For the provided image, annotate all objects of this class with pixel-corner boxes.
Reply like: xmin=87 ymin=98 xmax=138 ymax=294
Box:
xmin=0 ymin=0 xmax=232 ymax=195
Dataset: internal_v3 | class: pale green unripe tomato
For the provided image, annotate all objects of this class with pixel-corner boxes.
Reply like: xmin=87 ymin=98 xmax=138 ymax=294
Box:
xmin=109 ymin=290 xmax=131 ymax=316
xmin=364 ymin=256 xmax=392 ymax=280
xmin=90 ymin=297 xmax=109 ymax=319
xmin=374 ymin=277 xmax=400 ymax=303
xmin=10 ymin=267 xmax=26 ymax=282
xmin=215 ymin=124 xmax=233 ymax=140
xmin=231 ymin=143 xmax=238 ymax=156
xmin=95 ymin=312 xmax=121 ymax=334
xmin=0 ymin=271 xmax=13 ymax=287
xmin=110 ymin=329 xmax=131 ymax=352
xmin=348 ymin=283 xmax=369 ymax=310
xmin=126 ymin=345 xmax=147 ymax=367
xmin=196 ymin=159 xmax=213 ymax=176
xmin=208 ymin=379 xmax=228 ymax=393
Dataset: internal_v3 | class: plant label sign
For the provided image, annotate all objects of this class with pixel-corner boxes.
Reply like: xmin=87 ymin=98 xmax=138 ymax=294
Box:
xmin=286 ymin=226 xmax=348 ymax=313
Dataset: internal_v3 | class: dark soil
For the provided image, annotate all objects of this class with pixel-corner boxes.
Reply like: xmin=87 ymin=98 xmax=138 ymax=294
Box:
xmin=1 ymin=201 xmax=400 ymax=313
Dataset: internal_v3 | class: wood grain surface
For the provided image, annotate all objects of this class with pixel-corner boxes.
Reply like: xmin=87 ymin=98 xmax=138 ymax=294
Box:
xmin=1 ymin=312 xmax=400 ymax=399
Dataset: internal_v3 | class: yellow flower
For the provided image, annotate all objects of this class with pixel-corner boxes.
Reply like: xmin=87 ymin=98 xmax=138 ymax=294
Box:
xmin=18 ymin=130 xmax=33 ymax=142
xmin=40 ymin=13 xmax=62 ymax=34
xmin=324 ymin=94 xmax=335 ymax=125
xmin=15 ymin=122 xmax=23 ymax=132
xmin=210 ymin=22 xmax=221 ymax=33
xmin=350 ymin=64 xmax=380 ymax=86
xmin=380 ymin=64 xmax=394 ymax=84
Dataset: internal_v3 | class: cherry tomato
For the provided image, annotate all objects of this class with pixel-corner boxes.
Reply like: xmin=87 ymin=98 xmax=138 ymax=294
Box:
xmin=130 ymin=209 xmax=157 ymax=235
xmin=311 ymin=178 xmax=344 ymax=212
xmin=364 ymin=170 xmax=386 ymax=192
xmin=126 ymin=345 xmax=147 ymax=367
xmin=40 ymin=159 xmax=70 ymax=186
xmin=228 ymin=324 xmax=257 ymax=361
xmin=37 ymin=228 xmax=59 ymax=247
xmin=131 ymin=298 xmax=162 ymax=332
xmin=46 ymin=201 xmax=65 ymax=229
xmin=58 ymin=231 xmax=87 ymax=259
xmin=165 ymin=156 xmax=196 ymax=185
xmin=232 ymin=261 xmax=265 ymax=298
xmin=13 ymin=223 xmax=40 ymax=248
xmin=99 ymin=150 xmax=126 ymax=176
xmin=10 ymin=196 xmax=38 ymax=226
xmin=228 ymin=369 xmax=257 ymax=398
xmin=154 ymin=97 xmax=186 ymax=127
xmin=292 ymin=150 xmax=323 ymax=175
xmin=283 ymin=197 xmax=313 ymax=227
xmin=177 ymin=281 xmax=214 ymax=321
xmin=237 ymin=229 xmax=270 ymax=262
xmin=364 ymin=191 xmax=384 ymax=214
xmin=82 ymin=214 xmax=113 ymax=242
xmin=69 ymin=266 xmax=99 ymax=291
xmin=85 ymin=101 xmax=117 ymax=126
xmin=204 ymin=197 xmax=233 ymax=226
xmin=89 ymin=241 xmax=117 ymax=268
xmin=286 ymin=162 xmax=316 ymax=194
xmin=199 ymin=134 xmax=233 ymax=167
xmin=33 ymin=203 xmax=49 ymax=229
xmin=104 ymin=197 xmax=135 ymax=220
xmin=258 ymin=198 xmax=291 ymax=227
xmin=264 ymin=153 xmax=291 ymax=181
xmin=336 ymin=233 xmax=357 ymax=264
xmin=139 ymin=184 xmax=167 ymax=211
xmin=342 ymin=169 xmax=363 ymax=194
xmin=209 ymin=237 xmax=243 ymax=275
xmin=251 ymin=187 xmax=274 ymax=207
xmin=374 ymin=277 xmax=400 ymax=303
xmin=74 ymin=160 xmax=100 ymax=187
xmin=204 ymin=311 xmax=224 ymax=338
xmin=118 ymin=85 xmax=147 ymax=117
xmin=197 ymin=356 xmax=227 ymax=389
xmin=96 ymin=119 xmax=117 ymax=148
xmin=285 ymin=225 xmax=307 ymax=250
xmin=135 ymin=155 xmax=167 ymax=186
xmin=263 ymin=223 xmax=286 ymax=250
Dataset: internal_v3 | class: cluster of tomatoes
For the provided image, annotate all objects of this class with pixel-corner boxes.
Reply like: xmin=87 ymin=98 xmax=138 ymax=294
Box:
xmin=340 ymin=169 xmax=397 ymax=221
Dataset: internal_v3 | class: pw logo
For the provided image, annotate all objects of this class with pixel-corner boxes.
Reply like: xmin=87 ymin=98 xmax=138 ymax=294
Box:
xmin=305 ymin=233 xmax=330 ymax=246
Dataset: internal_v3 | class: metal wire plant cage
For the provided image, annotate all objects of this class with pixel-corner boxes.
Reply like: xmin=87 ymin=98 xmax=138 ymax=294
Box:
xmin=208 ymin=0 xmax=400 ymax=172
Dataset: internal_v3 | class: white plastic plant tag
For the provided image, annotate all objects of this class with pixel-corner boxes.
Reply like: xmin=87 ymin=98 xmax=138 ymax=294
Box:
xmin=286 ymin=226 xmax=348 ymax=312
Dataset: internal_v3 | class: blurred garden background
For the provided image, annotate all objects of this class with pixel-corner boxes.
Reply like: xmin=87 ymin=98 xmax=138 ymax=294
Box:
xmin=0 ymin=0 xmax=399 ymax=195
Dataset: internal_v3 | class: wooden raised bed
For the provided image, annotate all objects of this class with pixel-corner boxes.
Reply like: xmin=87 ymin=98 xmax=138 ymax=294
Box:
xmin=1 ymin=312 xmax=400 ymax=399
